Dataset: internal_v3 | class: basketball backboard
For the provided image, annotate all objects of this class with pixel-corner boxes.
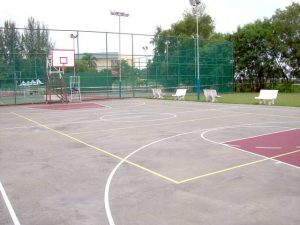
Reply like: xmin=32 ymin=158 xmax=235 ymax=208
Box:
xmin=52 ymin=49 xmax=75 ymax=67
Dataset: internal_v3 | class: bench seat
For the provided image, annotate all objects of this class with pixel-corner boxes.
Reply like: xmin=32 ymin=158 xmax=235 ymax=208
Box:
xmin=172 ymin=89 xmax=187 ymax=100
xmin=255 ymin=89 xmax=278 ymax=105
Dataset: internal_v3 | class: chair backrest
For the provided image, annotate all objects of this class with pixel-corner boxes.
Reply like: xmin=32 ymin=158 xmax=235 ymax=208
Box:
xmin=176 ymin=89 xmax=187 ymax=96
xmin=203 ymin=89 xmax=210 ymax=98
xmin=211 ymin=89 xmax=218 ymax=96
xmin=203 ymin=89 xmax=217 ymax=97
xmin=259 ymin=89 xmax=278 ymax=99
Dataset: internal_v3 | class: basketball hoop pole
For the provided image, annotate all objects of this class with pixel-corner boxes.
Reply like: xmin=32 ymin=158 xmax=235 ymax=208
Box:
xmin=48 ymin=49 xmax=74 ymax=104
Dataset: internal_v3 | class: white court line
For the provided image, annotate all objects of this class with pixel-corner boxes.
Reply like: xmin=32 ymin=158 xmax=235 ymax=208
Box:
xmin=100 ymin=113 xmax=177 ymax=123
xmin=202 ymin=125 xmax=300 ymax=170
xmin=256 ymin=146 xmax=282 ymax=149
xmin=228 ymin=144 xmax=241 ymax=148
xmin=0 ymin=182 xmax=21 ymax=225
xmin=105 ymin=121 xmax=300 ymax=224
xmin=0 ymin=125 xmax=36 ymax=131
xmin=104 ymin=130 xmax=199 ymax=225
xmin=221 ymin=127 xmax=298 ymax=144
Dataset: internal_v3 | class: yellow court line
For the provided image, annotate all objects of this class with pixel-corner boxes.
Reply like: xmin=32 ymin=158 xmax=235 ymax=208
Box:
xmin=11 ymin=112 xmax=179 ymax=184
xmin=178 ymin=149 xmax=300 ymax=184
xmin=10 ymin=112 xmax=300 ymax=185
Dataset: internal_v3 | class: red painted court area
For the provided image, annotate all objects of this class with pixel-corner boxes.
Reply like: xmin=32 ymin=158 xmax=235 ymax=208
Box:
xmin=225 ymin=129 xmax=300 ymax=167
xmin=31 ymin=102 xmax=104 ymax=110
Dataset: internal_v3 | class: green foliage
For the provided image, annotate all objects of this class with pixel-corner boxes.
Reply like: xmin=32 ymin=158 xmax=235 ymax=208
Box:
xmin=271 ymin=3 xmax=300 ymax=78
xmin=229 ymin=2 xmax=300 ymax=92
xmin=0 ymin=18 xmax=53 ymax=84
xmin=23 ymin=17 xmax=51 ymax=57
xmin=170 ymin=12 xmax=215 ymax=39
xmin=0 ymin=21 xmax=22 ymax=68
xmin=81 ymin=53 xmax=97 ymax=71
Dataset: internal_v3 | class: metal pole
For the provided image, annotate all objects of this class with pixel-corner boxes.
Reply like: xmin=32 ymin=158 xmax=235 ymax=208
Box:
xmin=118 ymin=15 xmax=122 ymax=98
xmin=106 ymin=32 xmax=109 ymax=97
xmin=132 ymin=34 xmax=135 ymax=97
xmin=76 ymin=31 xmax=80 ymax=74
xmin=167 ymin=44 xmax=168 ymax=76
xmin=143 ymin=46 xmax=148 ymax=91
xmin=110 ymin=11 xmax=129 ymax=98
xmin=189 ymin=0 xmax=201 ymax=101
xmin=165 ymin=40 xmax=170 ymax=77
xmin=196 ymin=13 xmax=200 ymax=101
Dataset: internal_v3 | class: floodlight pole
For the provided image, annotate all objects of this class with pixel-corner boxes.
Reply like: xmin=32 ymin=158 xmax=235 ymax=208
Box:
xmin=110 ymin=10 xmax=129 ymax=99
xmin=142 ymin=46 xmax=148 ymax=88
xmin=165 ymin=40 xmax=170 ymax=76
xmin=196 ymin=11 xmax=200 ymax=101
xmin=70 ymin=33 xmax=78 ymax=77
xmin=189 ymin=0 xmax=201 ymax=101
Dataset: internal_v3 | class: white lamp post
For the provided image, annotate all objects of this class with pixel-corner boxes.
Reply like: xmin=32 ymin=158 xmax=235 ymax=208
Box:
xmin=70 ymin=33 xmax=78 ymax=76
xmin=165 ymin=40 xmax=170 ymax=76
xmin=189 ymin=0 xmax=202 ymax=101
xmin=110 ymin=10 xmax=129 ymax=98
xmin=142 ymin=46 xmax=148 ymax=88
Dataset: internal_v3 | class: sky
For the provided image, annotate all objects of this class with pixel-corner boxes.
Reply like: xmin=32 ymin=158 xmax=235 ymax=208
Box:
xmin=1 ymin=0 xmax=298 ymax=33
xmin=0 ymin=0 xmax=298 ymax=54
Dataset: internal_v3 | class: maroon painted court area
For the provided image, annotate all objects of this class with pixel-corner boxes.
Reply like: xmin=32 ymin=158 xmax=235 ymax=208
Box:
xmin=225 ymin=129 xmax=300 ymax=167
xmin=31 ymin=102 xmax=104 ymax=110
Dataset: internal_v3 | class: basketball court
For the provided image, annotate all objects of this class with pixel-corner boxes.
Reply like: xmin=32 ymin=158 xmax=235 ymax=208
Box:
xmin=0 ymin=99 xmax=299 ymax=225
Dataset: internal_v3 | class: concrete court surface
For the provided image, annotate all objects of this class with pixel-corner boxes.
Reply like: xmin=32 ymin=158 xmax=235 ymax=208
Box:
xmin=0 ymin=99 xmax=300 ymax=225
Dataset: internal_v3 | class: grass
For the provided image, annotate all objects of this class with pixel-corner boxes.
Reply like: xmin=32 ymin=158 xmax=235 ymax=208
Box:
xmin=184 ymin=92 xmax=300 ymax=107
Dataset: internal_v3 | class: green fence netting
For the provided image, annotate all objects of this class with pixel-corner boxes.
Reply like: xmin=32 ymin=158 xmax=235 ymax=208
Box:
xmin=0 ymin=28 xmax=233 ymax=105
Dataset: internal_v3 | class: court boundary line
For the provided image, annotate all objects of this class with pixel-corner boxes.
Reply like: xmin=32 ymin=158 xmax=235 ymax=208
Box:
xmin=0 ymin=181 xmax=21 ymax=225
xmin=104 ymin=123 xmax=300 ymax=223
xmin=178 ymin=149 xmax=300 ymax=184
xmin=100 ymin=112 xmax=177 ymax=123
xmin=11 ymin=112 xmax=300 ymax=185
xmin=221 ymin=127 xmax=299 ymax=144
xmin=201 ymin=125 xmax=300 ymax=170
xmin=11 ymin=112 xmax=178 ymax=184
xmin=104 ymin=131 xmax=195 ymax=225
xmin=70 ymin=112 xmax=249 ymax=136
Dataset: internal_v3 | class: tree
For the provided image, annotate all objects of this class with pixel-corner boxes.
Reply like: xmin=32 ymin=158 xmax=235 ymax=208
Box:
xmin=169 ymin=11 xmax=214 ymax=39
xmin=81 ymin=53 xmax=97 ymax=71
xmin=271 ymin=3 xmax=300 ymax=79
xmin=0 ymin=21 xmax=22 ymax=87
xmin=0 ymin=21 xmax=22 ymax=68
xmin=230 ymin=20 xmax=276 ymax=91
xmin=23 ymin=17 xmax=51 ymax=57
xmin=229 ymin=2 xmax=300 ymax=91
xmin=21 ymin=17 xmax=52 ymax=79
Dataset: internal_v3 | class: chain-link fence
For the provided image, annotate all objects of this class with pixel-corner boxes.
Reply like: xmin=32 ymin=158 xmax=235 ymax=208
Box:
xmin=0 ymin=28 xmax=233 ymax=105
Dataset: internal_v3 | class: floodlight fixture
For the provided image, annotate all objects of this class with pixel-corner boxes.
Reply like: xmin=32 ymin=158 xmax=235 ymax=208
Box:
xmin=110 ymin=11 xmax=129 ymax=17
xmin=189 ymin=0 xmax=200 ymax=7
xmin=70 ymin=34 xmax=78 ymax=39
xmin=189 ymin=0 xmax=196 ymax=6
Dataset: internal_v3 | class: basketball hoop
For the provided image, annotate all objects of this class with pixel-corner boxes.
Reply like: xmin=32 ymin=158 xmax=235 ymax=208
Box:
xmin=46 ymin=49 xmax=75 ymax=103
xmin=52 ymin=49 xmax=75 ymax=68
